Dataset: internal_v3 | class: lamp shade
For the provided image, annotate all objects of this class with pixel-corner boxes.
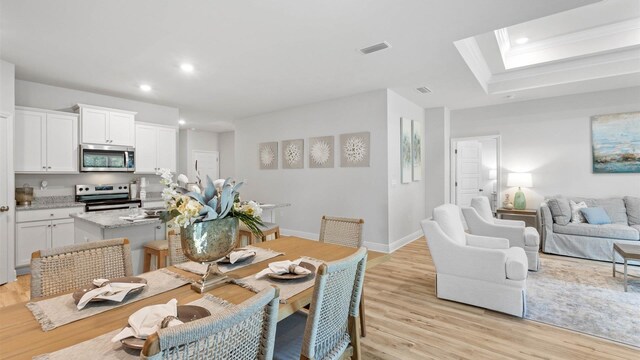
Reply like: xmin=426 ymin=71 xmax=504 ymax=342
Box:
xmin=507 ymin=172 xmax=532 ymax=188
xmin=489 ymin=169 xmax=497 ymax=180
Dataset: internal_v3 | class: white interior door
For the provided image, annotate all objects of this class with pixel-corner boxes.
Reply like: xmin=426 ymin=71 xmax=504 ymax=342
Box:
xmin=190 ymin=150 xmax=219 ymax=184
xmin=0 ymin=114 xmax=10 ymax=284
xmin=455 ymin=140 xmax=482 ymax=207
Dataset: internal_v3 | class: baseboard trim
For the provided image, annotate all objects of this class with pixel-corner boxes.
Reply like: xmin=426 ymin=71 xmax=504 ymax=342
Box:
xmin=362 ymin=241 xmax=390 ymax=253
xmin=389 ymin=230 xmax=422 ymax=253
xmin=280 ymin=229 xmax=318 ymax=240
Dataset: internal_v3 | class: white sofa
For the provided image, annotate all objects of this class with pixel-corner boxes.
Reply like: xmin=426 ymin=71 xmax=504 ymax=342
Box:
xmin=421 ymin=204 xmax=528 ymax=317
xmin=462 ymin=197 xmax=540 ymax=271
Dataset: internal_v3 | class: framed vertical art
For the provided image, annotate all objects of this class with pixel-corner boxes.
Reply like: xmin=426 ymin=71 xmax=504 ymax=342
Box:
xmin=412 ymin=120 xmax=422 ymax=181
xmin=309 ymin=136 xmax=334 ymax=168
xmin=259 ymin=142 xmax=278 ymax=169
xmin=282 ymin=139 xmax=304 ymax=169
xmin=400 ymin=117 xmax=412 ymax=183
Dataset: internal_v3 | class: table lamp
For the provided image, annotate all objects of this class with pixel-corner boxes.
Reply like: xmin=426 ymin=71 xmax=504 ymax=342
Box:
xmin=507 ymin=173 xmax=532 ymax=210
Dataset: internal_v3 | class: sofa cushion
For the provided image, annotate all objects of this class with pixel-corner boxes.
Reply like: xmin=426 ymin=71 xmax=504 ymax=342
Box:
xmin=547 ymin=198 xmax=571 ymax=225
xmin=504 ymin=247 xmax=527 ymax=281
xmin=553 ymin=223 xmax=639 ymax=241
xmin=571 ymin=197 xmax=628 ymax=225
xmin=569 ymin=200 xmax=587 ymax=223
xmin=624 ymin=196 xmax=640 ymax=226
xmin=581 ymin=207 xmax=611 ymax=225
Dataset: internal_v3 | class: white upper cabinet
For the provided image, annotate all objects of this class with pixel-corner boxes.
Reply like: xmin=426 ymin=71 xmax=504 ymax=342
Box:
xmin=15 ymin=107 xmax=78 ymax=173
xmin=74 ymin=104 xmax=136 ymax=146
xmin=135 ymin=122 xmax=177 ymax=173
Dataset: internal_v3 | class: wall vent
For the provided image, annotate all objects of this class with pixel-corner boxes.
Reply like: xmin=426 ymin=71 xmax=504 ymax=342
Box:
xmin=416 ymin=86 xmax=432 ymax=94
xmin=359 ymin=41 xmax=391 ymax=55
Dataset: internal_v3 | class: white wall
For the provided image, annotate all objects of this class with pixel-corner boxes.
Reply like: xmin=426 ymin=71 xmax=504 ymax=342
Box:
xmin=178 ymin=129 xmax=219 ymax=179
xmin=451 ymin=87 xmax=640 ymax=208
xmin=425 ymin=107 xmax=451 ymax=217
xmin=16 ymin=80 xmax=179 ymax=125
xmin=219 ymin=131 xmax=235 ymax=178
xmin=235 ymin=90 xmax=389 ymax=249
xmin=1 ymin=61 xmax=15 ymax=113
xmin=387 ymin=90 xmax=425 ymax=250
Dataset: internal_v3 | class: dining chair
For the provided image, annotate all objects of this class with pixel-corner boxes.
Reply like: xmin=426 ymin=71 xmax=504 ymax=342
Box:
xmin=30 ymin=238 xmax=133 ymax=299
xmin=319 ymin=216 xmax=364 ymax=248
xmin=318 ymin=215 xmax=368 ymax=337
xmin=167 ymin=229 xmax=189 ymax=265
xmin=239 ymin=221 xmax=281 ymax=246
xmin=273 ymin=247 xmax=367 ymax=360
xmin=141 ymin=286 xmax=280 ymax=359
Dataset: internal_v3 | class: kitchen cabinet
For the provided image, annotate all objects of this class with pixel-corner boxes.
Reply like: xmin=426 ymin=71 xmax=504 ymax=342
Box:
xmin=74 ymin=104 xmax=136 ymax=146
xmin=15 ymin=206 xmax=84 ymax=270
xmin=135 ymin=123 xmax=177 ymax=173
xmin=14 ymin=107 xmax=78 ymax=173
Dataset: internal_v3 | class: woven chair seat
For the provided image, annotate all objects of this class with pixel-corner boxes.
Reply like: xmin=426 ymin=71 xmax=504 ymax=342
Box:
xmin=144 ymin=240 xmax=169 ymax=251
xmin=259 ymin=222 xmax=279 ymax=231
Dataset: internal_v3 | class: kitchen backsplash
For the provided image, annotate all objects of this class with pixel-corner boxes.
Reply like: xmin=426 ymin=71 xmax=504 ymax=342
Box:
xmin=16 ymin=174 xmax=164 ymax=197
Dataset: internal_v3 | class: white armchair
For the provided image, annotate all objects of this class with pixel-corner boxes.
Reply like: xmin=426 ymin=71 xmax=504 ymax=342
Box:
xmin=463 ymin=197 xmax=540 ymax=271
xmin=421 ymin=204 xmax=527 ymax=317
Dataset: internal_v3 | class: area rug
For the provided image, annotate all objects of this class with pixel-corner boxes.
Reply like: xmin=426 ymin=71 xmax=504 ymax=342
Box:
xmin=526 ymin=255 xmax=640 ymax=347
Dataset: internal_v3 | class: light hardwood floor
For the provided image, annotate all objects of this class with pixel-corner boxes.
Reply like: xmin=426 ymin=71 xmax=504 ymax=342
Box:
xmin=1 ymin=239 xmax=637 ymax=359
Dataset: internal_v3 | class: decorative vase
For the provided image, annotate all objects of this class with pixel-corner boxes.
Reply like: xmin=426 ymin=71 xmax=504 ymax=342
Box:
xmin=180 ymin=217 xmax=239 ymax=292
xmin=514 ymin=187 xmax=526 ymax=210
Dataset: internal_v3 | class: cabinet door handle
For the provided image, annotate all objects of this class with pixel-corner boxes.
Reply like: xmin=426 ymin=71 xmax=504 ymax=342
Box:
xmin=156 ymin=226 xmax=161 ymax=229
xmin=53 ymin=224 xmax=57 ymax=227
xmin=47 ymin=225 xmax=51 ymax=228
xmin=42 ymin=166 xmax=46 ymax=169
xmin=0 ymin=206 xmax=9 ymax=212
xmin=47 ymin=166 xmax=52 ymax=169
xmin=50 ymin=214 xmax=54 ymax=217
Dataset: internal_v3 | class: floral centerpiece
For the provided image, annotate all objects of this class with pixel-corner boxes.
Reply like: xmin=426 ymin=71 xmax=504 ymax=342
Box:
xmin=156 ymin=168 xmax=263 ymax=292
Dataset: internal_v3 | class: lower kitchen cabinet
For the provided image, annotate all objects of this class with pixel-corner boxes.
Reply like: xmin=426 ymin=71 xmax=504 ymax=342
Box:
xmin=15 ymin=220 xmax=50 ymax=268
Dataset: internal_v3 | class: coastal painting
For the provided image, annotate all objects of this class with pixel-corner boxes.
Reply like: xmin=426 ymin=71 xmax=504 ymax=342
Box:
xmin=592 ymin=112 xmax=640 ymax=173
xmin=401 ymin=117 xmax=412 ymax=183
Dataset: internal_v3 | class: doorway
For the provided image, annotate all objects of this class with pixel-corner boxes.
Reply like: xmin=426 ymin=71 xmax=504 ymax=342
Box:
xmin=451 ymin=135 xmax=501 ymax=212
xmin=0 ymin=112 xmax=15 ymax=284
xmin=189 ymin=150 xmax=219 ymax=184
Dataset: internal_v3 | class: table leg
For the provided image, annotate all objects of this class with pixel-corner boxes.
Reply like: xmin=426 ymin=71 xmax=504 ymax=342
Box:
xmin=624 ymin=259 xmax=628 ymax=292
xmin=612 ymin=247 xmax=616 ymax=277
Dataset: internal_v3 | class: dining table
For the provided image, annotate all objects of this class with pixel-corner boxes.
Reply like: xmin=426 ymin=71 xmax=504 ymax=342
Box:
xmin=0 ymin=236 xmax=389 ymax=359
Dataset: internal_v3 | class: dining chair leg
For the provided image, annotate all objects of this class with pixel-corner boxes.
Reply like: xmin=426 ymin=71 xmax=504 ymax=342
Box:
xmin=157 ymin=249 xmax=167 ymax=269
xmin=143 ymin=250 xmax=152 ymax=273
xmin=359 ymin=290 xmax=366 ymax=337
xmin=348 ymin=315 xmax=362 ymax=360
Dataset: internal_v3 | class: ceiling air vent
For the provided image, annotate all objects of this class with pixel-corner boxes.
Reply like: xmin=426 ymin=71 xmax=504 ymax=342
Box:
xmin=416 ymin=86 xmax=432 ymax=94
xmin=359 ymin=41 xmax=391 ymax=55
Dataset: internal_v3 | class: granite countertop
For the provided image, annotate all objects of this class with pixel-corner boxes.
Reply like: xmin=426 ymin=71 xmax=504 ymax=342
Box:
xmin=71 ymin=209 xmax=163 ymax=229
xmin=16 ymin=196 xmax=85 ymax=211
xmin=142 ymin=193 xmax=164 ymax=202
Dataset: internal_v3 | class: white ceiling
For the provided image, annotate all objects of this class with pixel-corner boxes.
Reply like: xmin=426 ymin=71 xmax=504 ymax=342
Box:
xmin=0 ymin=0 xmax=607 ymax=130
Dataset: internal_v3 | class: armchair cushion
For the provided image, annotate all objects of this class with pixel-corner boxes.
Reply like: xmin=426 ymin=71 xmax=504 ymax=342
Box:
xmin=433 ymin=205 xmax=466 ymax=245
xmin=494 ymin=218 xmax=526 ymax=227
xmin=470 ymin=197 xmax=494 ymax=222
xmin=466 ymin=234 xmax=509 ymax=249
xmin=504 ymin=248 xmax=527 ymax=281
xmin=524 ymin=227 xmax=540 ymax=247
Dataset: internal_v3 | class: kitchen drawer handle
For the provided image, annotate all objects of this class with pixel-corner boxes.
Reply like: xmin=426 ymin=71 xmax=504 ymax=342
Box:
xmin=0 ymin=206 xmax=9 ymax=212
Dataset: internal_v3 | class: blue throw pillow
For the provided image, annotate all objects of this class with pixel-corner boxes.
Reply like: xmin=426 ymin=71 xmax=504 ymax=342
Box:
xmin=580 ymin=207 xmax=611 ymax=225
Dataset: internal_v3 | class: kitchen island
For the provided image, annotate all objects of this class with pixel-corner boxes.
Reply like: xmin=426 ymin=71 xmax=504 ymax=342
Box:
xmin=71 ymin=210 xmax=166 ymax=275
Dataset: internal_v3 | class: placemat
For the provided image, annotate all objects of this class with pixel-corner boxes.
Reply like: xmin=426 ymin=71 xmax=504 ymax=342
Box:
xmin=27 ymin=269 xmax=191 ymax=331
xmin=175 ymin=245 xmax=283 ymax=275
xmin=33 ymin=294 xmax=232 ymax=360
xmin=232 ymin=257 xmax=324 ymax=303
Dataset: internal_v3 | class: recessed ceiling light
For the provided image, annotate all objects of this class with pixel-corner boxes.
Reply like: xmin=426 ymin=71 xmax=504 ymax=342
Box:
xmin=180 ymin=63 xmax=194 ymax=73
xmin=139 ymin=84 xmax=152 ymax=92
xmin=178 ymin=119 xmax=186 ymax=125
xmin=515 ymin=37 xmax=529 ymax=45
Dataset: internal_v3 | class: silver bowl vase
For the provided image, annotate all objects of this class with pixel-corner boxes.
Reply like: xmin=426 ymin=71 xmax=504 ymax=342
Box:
xmin=180 ymin=217 xmax=239 ymax=263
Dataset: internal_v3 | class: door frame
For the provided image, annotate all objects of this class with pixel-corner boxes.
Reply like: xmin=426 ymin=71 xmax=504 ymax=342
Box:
xmin=450 ymin=134 xmax=501 ymax=207
xmin=1 ymin=112 xmax=16 ymax=283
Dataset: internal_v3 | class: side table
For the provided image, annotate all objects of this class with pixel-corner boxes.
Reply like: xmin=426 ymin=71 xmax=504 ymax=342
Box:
xmin=613 ymin=242 xmax=640 ymax=292
xmin=495 ymin=208 xmax=538 ymax=229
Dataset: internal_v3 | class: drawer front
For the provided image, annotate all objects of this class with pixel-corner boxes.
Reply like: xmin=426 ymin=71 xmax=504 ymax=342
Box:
xmin=16 ymin=207 xmax=85 ymax=223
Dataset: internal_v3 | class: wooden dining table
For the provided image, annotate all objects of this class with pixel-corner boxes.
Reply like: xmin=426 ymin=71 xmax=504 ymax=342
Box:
xmin=0 ymin=237 xmax=389 ymax=359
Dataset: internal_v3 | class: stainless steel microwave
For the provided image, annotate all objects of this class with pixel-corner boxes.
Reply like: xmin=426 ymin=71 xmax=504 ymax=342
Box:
xmin=79 ymin=144 xmax=135 ymax=172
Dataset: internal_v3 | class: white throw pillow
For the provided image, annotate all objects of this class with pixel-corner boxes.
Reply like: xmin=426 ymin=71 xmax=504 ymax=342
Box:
xmin=570 ymin=200 xmax=587 ymax=223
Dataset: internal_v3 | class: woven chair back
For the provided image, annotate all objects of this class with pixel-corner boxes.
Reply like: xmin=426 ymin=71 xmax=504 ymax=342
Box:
xmin=301 ymin=247 xmax=367 ymax=359
xmin=30 ymin=238 xmax=133 ymax=299
xmin=167 ymin=229 xmax=189 ymax=265
xmin=319 ymin=216 xmax=364 ymax=248
xmin=141 ymin=287 xmax=280 ymax=360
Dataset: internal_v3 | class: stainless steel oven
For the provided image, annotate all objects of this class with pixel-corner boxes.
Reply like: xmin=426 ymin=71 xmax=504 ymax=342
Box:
xmin=80 ymin=144 xmax=135 ymax=172
xmin=76 ymin=184 xmax=142 ymax=212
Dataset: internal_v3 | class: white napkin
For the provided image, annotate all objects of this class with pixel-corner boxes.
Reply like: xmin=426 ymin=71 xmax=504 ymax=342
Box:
xmin=119 ymin=214 xmax=148 ymax=222
xmin=76 ymin=280 xmax=147 ymax=310
xmin=111 ymin=299 xmax=183 ymax=342
xmin=228 ymin=249 xmax=256 ymax=264
xmin=255 ymin=259 xmax=311 ymax=279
